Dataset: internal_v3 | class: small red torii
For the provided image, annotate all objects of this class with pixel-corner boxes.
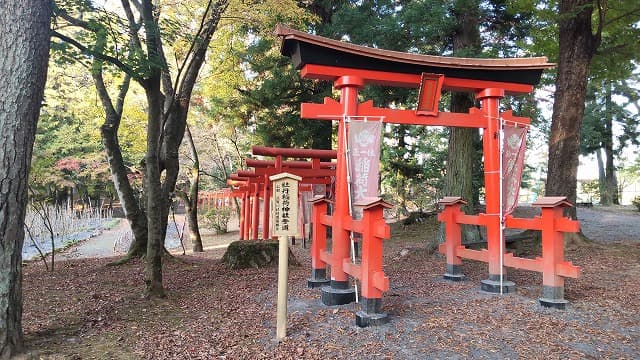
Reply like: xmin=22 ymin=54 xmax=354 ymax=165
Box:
xmin=226 ymin=175 xmax=261 ymax=241
xmin=235 ymin=168 xmax=333 ymax=241
xmin=228 ymin=146 xmax=337 ymax=241
xmin=198 ymin=188 xmax=237 ymax=212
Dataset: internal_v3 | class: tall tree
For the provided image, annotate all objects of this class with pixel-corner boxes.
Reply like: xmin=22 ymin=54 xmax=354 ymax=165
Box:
xmin=578 ymin=0 xmax=640 ymax=205
xmin=545 ymin=0 xmax=604 ymax=218
xmin=0 ymin=0 xmax=51 ymax=355
xmin=444 ymin=0 xmax=483 ymax=241
xmin=581 ymin=80 xmax=637 ymax=205
xmin=52 ymin=0 xmax=230 ymax=297
xmin=176 ymin=123 xmax=204 ymax=252
xmin=235 ymin=3 xmax=333 ymax=150
xmin=326 ymin=0 xmax=451 ymax=212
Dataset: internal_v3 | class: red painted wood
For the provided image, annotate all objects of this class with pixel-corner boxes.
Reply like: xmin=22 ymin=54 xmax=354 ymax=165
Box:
xmin=311 ymin=200 xmax=328 ymax=272
xmin=478 ymin=89 xmax=504 ymax=278
xmin=301 ymin=64 xmax=535 ymax=94
xmin=246 ymin=158 xmax=335 ymax=169
xmin=301 ymin=97 xmax=489 ymax=128
xmin=252 ymin=145 xmax=337 ymax=159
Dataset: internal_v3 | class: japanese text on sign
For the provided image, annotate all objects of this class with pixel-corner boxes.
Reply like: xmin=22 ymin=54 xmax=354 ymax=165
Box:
xmin=347 ymin=120 xmax=383 ymax=203
xmin=502 ymin=126 xmax=527 ymax=216
xmin=270 ymin=173 xmax=300 ymax=237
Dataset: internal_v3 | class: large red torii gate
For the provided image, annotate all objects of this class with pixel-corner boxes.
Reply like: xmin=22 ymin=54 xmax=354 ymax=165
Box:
xmin=277 ymin=25 xmax=580 ymax=325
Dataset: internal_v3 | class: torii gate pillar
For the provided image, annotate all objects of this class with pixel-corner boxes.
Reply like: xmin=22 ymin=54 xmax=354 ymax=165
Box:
xmin=320 ymin=76 xmax=364 ymax=306
xmin=477 ymin=88 xmax=515 ymax=293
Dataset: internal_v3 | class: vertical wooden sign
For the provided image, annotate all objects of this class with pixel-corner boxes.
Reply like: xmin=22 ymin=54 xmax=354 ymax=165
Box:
xmin=269 ymin=173 xmax=301 ymax=340
xmin=271 ymin=173 xmax=301 ymax=237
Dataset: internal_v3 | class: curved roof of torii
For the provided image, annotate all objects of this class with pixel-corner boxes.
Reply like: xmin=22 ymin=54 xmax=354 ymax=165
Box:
xmin=276 ymin=25 xmax=554 ymax=86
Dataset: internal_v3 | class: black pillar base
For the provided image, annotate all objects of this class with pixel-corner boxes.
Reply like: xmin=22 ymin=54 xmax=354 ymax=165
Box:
xmin=355 ymin=297 xmax=388 ymax=327
xmin=538 ymin=285 xmax=568 ymax=309
xmin=356 ymin=311 xmax=389 ymax=327
xmin=321 ymin=281 xmax=355 ymax=306
xmin=539 ymin=298 xmax=568 ymax=309
xmin=444 ymin=264 xmax=465 ymax=281
xmin=481 ymin=274 xmax=516 ymax=294
xmin=307 ymin=268 xmax=330 ymax=288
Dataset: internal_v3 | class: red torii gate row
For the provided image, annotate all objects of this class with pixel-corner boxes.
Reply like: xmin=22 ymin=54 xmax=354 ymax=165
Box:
xmin=226 ymin=176 xmax=261 ymax=241
xmin=228 ymin=146 xmax=337 ymax=241
xmin=277 ymin=25 xmax=581 ymax=326
xmin=232 ymin=170 xmax=332 ymax=241
xmin=229 ymin=173 xmax=326 ymax=242
xmin=197 ymin=189 xmax=238 ymax=213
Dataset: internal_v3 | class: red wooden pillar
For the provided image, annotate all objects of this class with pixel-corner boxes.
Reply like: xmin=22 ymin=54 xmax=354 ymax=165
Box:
xmin=251 ymin=183 xmax=260 ymax=240
xmin=355 ymin=198 xmax=391 ymax=327
xmin=307 ymin=196 xmax=330 ymax=288
xmin=261 ymin=174 xmax=271 ymax=240
xmin=243 ymin=192 xmax=251 ymax=240
xmin=321 ymin=76 xmax=363 ymax=306
xmin=437 ymin=197 xmax=467 ymax=281
xmin=477 ymin=88 xmax=515 ymax=293
xmin=534 ymin=197 xmax=580 ymax=308
xmin=239 ymin=192 xmax=247 ymax=240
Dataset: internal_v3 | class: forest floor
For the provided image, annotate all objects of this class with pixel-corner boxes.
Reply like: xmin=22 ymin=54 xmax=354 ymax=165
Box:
xmin=22 ymin=205 xmax=640 ymax=359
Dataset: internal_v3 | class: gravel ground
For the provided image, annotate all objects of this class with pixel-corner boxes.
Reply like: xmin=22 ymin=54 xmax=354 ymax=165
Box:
xmin=576 ymin=206 xmax=640 ymax=242
xmin=26 ymin=206 xmax=640 ymax=359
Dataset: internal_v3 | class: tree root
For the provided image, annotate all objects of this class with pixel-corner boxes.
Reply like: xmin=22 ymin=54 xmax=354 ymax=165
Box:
xmin=107 ymin=248 xmax=145 ymax=266
xmin=565 ymin=231 xmax=604 ymax=250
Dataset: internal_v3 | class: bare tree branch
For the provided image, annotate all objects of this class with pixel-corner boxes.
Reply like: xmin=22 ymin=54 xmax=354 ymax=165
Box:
xmin=604 ymin=5 xmax=640 ymax=26
xmin=115 ymin=75 xmax=132 ymax=118
xmin=120 ymin=0 xmax=144 ymax=53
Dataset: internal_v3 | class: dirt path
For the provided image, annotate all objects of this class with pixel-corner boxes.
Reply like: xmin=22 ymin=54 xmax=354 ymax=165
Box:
xmin=58 ymin=218 xmax=129 ymax=260
xmin=59 ymin=214 xmax=242 ymax=260
xmin=59 ymin=206 xmax=639 ymax=261
xmin=576 ymin=206 xmax=640 ymax=242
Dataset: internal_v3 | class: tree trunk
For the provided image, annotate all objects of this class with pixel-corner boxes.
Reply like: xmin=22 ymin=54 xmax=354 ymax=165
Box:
xmin=596 ymin=148 xmax=606 ymax=203
xmin=603 ymin=81 xmax=618 ymax=205
xmin=445 ymin=118 xmax=481 ymax=243
xmin=101 ymin=120 xmax=149 ymax=257
xmin=156 ymin=1 xmax=229 ymax=253
xmin=445 ymin=0 xmax=482 ymax=242
xmin=545 ymin=0 xmax=600 ymax=219
xmin=397 ymin=125 xmax=408 ymax=216
xmin=611 ymin=171 xmax=619 ymax=205
xmin=142 ymin=0 xmax=166 ymax=299
xmin=0 ymin=0 xmax=51 ymax=356
xmin=183 ymin=124 xmax=203 ymax=252
xmin=92 ymin=69 xmax=149 ymax=262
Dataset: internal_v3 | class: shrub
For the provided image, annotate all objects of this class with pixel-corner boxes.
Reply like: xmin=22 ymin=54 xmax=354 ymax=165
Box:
xmin=203 ymin=207 xmax=231 ymax=234
xmin=632 ymin=196 xmax=640 ymax=212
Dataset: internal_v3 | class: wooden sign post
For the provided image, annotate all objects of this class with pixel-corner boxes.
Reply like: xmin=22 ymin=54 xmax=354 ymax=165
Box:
xmin=269 ymin=172 xmax=302 ymax=340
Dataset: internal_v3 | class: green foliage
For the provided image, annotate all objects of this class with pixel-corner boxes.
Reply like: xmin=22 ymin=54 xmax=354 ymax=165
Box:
xmin=202 ymin=207 xmax=232 ymax=234
xmin=381 ymin=125 xmax=448 ymax=213
xmin=632 ymin=196 xmax=640 ymax=212
xmin=580 ymin=179 xmax=600 ymax=203
xmin=200 ymin=0 xmax=329 ymax=151
xmin=45 ymin=0 xmax=640 ymax=216
xmin=32 ymin=62 xmax=147 ymax=202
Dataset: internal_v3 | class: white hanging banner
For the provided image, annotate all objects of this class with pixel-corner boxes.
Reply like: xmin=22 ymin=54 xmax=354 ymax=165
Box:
xmin=501 ymin=126 xmax=527 ymax=216
xmin=347 ymin=120 xmax=383 ymax=204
